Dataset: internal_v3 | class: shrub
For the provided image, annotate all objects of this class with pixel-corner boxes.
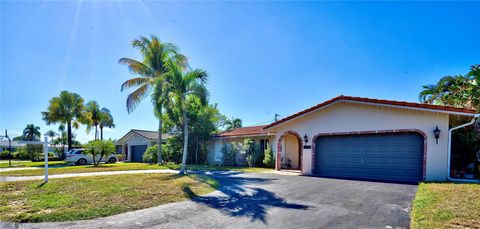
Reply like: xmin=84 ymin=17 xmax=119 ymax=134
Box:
xmin=163 ymin=137 xmax=183 ymax=164
xmin=117 ymin=154 xmax=124 ymax=161
xmin=221 ymin=143 xmax=239 ymax=166
xmin=0 ymin=151 xmax=12 ymax=160
xmin=242 ymin=138 xmax=259 ymax=167
xmin=26 ymin=144 xmax=43 ymax=161
xmin=143 ymin=145 xmax=159 ymax=164
xmin=263 ymin=144 xmax=274 ymax=168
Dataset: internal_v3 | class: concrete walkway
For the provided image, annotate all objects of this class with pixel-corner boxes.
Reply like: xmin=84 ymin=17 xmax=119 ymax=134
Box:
xmin=0 ymin=169 xmax=179 ymax=182
xmin=0 ymin=167 xmax=40 ymax=173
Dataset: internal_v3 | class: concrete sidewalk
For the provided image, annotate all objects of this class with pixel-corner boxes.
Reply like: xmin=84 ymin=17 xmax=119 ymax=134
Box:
xmin=0 ymin=169 xmax=179 ymax=182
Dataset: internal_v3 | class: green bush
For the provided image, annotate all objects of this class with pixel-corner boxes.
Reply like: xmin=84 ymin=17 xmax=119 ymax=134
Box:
xmin=221 ymin=143 xmax=239 ymax=166
xmin=26 ymin=144 xmax=43 ymax=161
xmin=263 ymin=144 xmax=274 ymax=168
xmin=0 ymin=151 xmax=11 ymax=160
xmin=117 ymin=154 xmax=124 ymax=161
xmin=163 ymin=137 xmax=183 ymax=164
xmin=143 ymin=145 xmax=159 ymax=164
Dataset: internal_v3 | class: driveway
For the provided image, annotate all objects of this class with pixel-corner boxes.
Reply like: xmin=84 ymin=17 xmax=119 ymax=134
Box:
xmin=1 ymin=171 xmax=417 ymax=229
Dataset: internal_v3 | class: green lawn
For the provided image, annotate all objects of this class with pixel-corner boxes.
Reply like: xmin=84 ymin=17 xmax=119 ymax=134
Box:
xmin=0 ymin=160 xmax=67 ymax=168
xmin=0 ymin=162 xmax=169 ymax=176
xmin=411 ymin=183 xmax=480 ymax=228
xmin=0 ymin=173 xmax=217 ymax=222
xmin=167 ymin=164 xmax=273 ymax=173
xmin=0 ymin=163 xmax=273 ymax=176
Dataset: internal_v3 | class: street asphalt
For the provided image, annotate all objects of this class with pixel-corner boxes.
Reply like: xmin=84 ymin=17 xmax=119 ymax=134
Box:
xmin=0 ymin=171 xmax=418 ymax=229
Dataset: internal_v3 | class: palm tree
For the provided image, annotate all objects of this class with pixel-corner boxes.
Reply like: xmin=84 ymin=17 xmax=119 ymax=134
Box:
xmin=23 ymin=124 xmax=41 ymax=141
xmin=99 ymin=107 xmax=115 ymax=140
xmin=84 ymin=101 xmax=102 ymax=140
xmin=119 ymin=35 xmax=187 ymax=165
xmin=45 ymin=129 xmax=57 ymax=142
xmin=225 ymin=117 xmax=242 ymax=130
xmin=164 ymin=60 xmax=208 ymax=175
xmin=42 ymin=91 xmax=85 ymax=151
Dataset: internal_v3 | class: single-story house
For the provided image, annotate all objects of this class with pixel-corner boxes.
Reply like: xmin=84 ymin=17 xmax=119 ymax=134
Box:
xmin=207 ymin=95 xmax=478 ymax=183
xmin=116 ymin=129 xmax=171 ymax=162
xmin=207 ymin=125 xmax=276 ymax=165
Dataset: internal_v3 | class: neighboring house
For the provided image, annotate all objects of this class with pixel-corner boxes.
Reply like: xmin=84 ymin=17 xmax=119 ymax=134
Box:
xmin=208 ymin=95 xmax=477 ymax=183
xmin=116 ymin=129 xmax=171 ymax=162
xmin=207 ymin=125 xmax=276 ymax=165
xmin=0 ymin=140 xmax=27 ymax=152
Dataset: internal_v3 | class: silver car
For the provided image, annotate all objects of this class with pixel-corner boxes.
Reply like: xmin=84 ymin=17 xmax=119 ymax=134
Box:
xmin=64 ymin=149 xmax=118 ymax=165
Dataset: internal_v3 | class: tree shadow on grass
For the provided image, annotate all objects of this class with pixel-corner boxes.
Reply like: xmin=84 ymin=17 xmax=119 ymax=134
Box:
xmin=184 ymin=171 xmax=311 ymax=224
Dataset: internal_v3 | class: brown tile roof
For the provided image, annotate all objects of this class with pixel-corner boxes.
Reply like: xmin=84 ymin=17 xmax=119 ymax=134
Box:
xmin=131 ymin=129 xmax=172 ymax=140
xmin=264 ymin=95 xmax=477 ymax=129
xmin=215 ymin=125 xmax=272 ymax=138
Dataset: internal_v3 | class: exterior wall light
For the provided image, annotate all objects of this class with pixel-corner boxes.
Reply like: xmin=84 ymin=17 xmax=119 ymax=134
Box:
xmin=303 ymin=134 xmax=309 ymax=144
xmin=433 ymin=126 xmax=441 ymax=144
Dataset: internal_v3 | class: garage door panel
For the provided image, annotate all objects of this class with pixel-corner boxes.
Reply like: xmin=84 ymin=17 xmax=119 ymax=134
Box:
xmin=131 ymin=145 xmax=148 ymax=162
xmin=314 ymin=133 xmax=423 ymax=183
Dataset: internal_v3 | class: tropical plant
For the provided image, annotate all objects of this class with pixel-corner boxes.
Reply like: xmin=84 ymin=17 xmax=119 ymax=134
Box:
xmin=225 ymin=117 xmax=242 ymax=131
xmin=221 ymin=143 xmax=238 ymax=166
xmin=99 ymin=107 xmax=115 ymax=140
xmin=45 ymin=129 xmax=56 ymax=142
xmin=263 ymin=144 xmax=274 ymax=168
xmin=163 ymin=60 xmax=208 ymax=174
xmin=42 ymin=91 xmax=86 ymax=151
xmin=22 ymin=124 xmax=41 ymax=141
xmin=119 ymin=35 xmax=187 ymax=165
xmin=83 ymin=140 xmax=116 ymax=166
xmin=143 ymin=145 xmax=159 ymax=164
xmin=84 ymin=101 xmax=102 ymax=140
xmin=241 ymin=138 xmax=258 ymax=167
xmin=419 ymin=64 xmax=480 ymax=110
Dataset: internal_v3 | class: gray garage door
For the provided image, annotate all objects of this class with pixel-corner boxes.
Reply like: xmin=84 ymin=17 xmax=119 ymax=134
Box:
xmin=313 ymin=133 xmax=423 ymax=183
xmin=131 ymin=145 xmax=148 ymax=162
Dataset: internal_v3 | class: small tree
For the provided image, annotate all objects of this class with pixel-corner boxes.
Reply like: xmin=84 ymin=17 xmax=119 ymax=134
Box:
xmin=143 ymin=145 xmax=159 ymax=164
xmin=83 ymin=140 xmax=115 ymax=166
xmin=263 ymin=144 xmax=274 ymax=168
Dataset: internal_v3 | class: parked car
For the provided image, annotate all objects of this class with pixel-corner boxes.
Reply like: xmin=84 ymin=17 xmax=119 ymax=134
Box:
xmin=65 ymin=149 xmax=118 ymax=165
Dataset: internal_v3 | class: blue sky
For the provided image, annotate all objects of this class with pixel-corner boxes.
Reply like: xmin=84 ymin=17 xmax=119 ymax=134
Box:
xmin=1 ymin=1 xmax=479 ymax=143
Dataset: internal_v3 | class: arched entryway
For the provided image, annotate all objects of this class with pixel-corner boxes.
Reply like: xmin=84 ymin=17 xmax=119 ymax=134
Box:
xmin=276 ymin=131 xmax=303 ymax=172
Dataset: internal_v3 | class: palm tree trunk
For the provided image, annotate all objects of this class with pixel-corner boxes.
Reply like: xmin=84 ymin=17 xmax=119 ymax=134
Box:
xmin=95 ymin=125 xmax=98 ymax=140
xmin=100 ymin=127 xmax=103 ymax=140
xmin=157 ymin=107 xmax=163 ymax=165
xmin=67 ymin=121 xmax=72 ymax=152
xmin=179 ymin=103 xmax=189 ymax=175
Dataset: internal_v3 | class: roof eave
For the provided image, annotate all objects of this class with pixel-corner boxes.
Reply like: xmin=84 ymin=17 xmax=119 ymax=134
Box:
xmin=264 ymin=99 xmax=476 ymax=130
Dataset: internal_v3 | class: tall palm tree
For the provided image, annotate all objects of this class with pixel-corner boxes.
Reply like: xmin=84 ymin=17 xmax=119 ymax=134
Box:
xmin=164 ymin=60 xmax=208 ymax=175
xmin=45 ymin=129 xmax=57 ymax=142
xmin=99 ymin=107 xmax=115 ymax=140
xmin=84 ymin=101 xmax=102 ymax=140
xmin=119 ymin=35 xmax=187 ymax=165
xmin=42 ymin=91 xmax=85 ymax=151
xmin=225 ymin=117 xmax=242 ymax=130
xmin=23 ymin=124 xmax=41 ymax=141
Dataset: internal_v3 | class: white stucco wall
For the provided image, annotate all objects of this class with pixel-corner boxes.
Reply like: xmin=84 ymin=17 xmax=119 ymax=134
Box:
xmin=122 ymin=134 xmax=152 ymax=161
xmin=269 ymin=101 xmax=451 ymax=181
